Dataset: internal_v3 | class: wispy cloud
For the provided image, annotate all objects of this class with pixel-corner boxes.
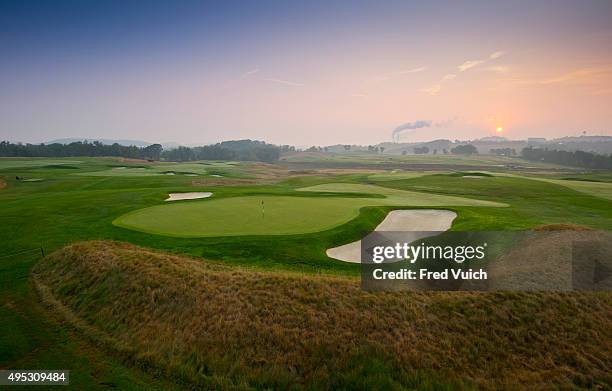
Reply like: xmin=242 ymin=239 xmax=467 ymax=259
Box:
xmin=262 ymin=78 xmax=304 ymax=87
xmin=241 ymin=68 xmax=260 ymax=78
xmin=421 ymin=84 xmax=441 ymax=95
xmin=423 ymin=50 xmax=505 ymax=95
xmin=458 ymin=60 xmax=485 ymax=72
xmin=459 ymin=51 xmax=504 ymax=72
xmin=507 ymin=66 xmax=612 ymax=86
xmin=371 ymin=66 xmax=426 ymax=82
xmin=538 ymin=67 xmax=612 ymax=85
xmin=397 ymin=66 xmax=427 ymax=75
xmin=485 ymin=65 xmax=510 ymax=73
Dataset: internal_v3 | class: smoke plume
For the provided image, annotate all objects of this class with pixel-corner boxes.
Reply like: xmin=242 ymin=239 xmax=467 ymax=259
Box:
xmin=392 ymin=120 xmax=431 ymax=142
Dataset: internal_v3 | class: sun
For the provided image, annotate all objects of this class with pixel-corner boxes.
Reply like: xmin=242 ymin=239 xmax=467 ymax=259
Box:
xmin=496 ymin=126 xmax=503 ymax=133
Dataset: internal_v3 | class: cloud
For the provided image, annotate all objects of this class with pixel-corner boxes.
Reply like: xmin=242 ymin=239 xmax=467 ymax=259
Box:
xmin=538 ymin=67 xmax=612 ymax=85
xmin=262 ymin=78 xmax=304 ymax=87
xmin=371 ymin=66 xmax=426 ymax=82
xmin=507 ymin=66 xmax=612 ymax=87
xmin=422 ymin=50 xmax=505 ymax=94
xmin=421 ymin=84 xmax=441 ymax=95
xmin=351 ymin=93 xmax=368 ymax=98
xmin=458 ymin=60 xmax=485 ymax=72
xmin=485 ymin=65 xmax=510 ymax=73
xmin=241 ymin=68 xmax=260 ymax=78
xmin=397 ymin=66 xmax=427 ymax=75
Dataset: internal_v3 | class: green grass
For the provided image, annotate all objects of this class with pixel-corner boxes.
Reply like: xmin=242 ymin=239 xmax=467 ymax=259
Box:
xmin=298 ymin=182 xmax=504 ymax=206
xmin=280 ymin=151 xmax=570 ymax=169
xmin=528 ymin=177 xmax=612 ymax=200
xmin=114 ymin=183 xmax=503 ymax=237
xmin=0 ymin=158 xmax=84 ymax=169
xmin=374 ymin=173 xmax=612 ymax=231
xmin=74 ymin=161 xmax=248 ymax=177
xmin=1 ymin=156 xmax=611 ymax=389
xmin=115 ymin=196 xmax=370 ymax=236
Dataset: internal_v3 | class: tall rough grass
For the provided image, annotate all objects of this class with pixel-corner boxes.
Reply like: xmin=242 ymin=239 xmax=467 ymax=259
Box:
xmin=33 ymin=241 xmax=612 ymax=390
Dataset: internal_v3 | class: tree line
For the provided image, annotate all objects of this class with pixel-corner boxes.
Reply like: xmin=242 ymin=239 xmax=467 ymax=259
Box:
xmin=521 ymin=147 xmax=612 ymax=169
xmin=0 ymin=139 xmax=282 ymax=163
xmin=161 ymin=140 xmax=280 ymax=163
xmin=0 ymin=140 xmax=163 ymax=160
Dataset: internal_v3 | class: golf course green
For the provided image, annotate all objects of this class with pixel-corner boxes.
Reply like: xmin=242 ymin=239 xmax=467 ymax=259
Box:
xmin=113 ymin=184 xmax=504 ymax=237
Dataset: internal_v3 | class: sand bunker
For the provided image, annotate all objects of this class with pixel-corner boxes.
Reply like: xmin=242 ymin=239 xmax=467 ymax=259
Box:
xmin=165 ymin=192 xmax=213 ymax=202
xmin=462 ymin=175 xmax=484 ymax=178
xmin=326 ymin=209 xmax=457 ymax=263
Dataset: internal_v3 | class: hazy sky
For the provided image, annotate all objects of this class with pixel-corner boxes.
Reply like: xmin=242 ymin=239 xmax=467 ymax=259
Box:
xmin=1 ymin=0 xmax=611 ymax=146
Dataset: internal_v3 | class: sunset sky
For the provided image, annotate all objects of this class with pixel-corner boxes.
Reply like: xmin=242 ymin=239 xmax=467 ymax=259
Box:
xmin=1 ymin=0 xmax=611 ymax=146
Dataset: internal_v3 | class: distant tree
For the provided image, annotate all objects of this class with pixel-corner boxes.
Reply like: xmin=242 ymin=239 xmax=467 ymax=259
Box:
xmin=451 ymin=144 xmax=478 ymax=155
xmin=443 ymin=149 xmax=448 ymax=154
xmin=521 ymin=147 xmax=612 ymax=169
xmin=343 ymin=145 xmax=351 ymax=151
xmin=0 ymin=140 xmax=159 ymax=159
xmin=380 ymin=146 xmax=385 ymax=154
xmin=433 ymin=149 xmax=437 ymax=155
xmin=142 ymin=144 xmax=162 ymax=160
xmin=414 ymin=146 xmax=429 ymax=154
xmin=401 ymin=150 xmax=407 ymax=155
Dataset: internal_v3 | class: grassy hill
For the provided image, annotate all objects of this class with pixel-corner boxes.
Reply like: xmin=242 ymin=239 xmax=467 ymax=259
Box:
xmin=33 ymin=241 xmax=612 ymax=390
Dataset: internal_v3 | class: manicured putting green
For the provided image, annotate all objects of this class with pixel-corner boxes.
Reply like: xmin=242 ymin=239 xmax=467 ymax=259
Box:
xmin=114 ymin=184 xmax=504 ymax=237
xmin=114 ymin=196 xmax=369 ymax=237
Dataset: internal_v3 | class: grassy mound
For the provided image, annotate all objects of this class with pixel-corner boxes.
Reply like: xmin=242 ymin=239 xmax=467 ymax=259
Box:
xmin=33 ymin=241 xmax=611 ymax=389
xmin=533 ymin=223 xmax=594 ymax=231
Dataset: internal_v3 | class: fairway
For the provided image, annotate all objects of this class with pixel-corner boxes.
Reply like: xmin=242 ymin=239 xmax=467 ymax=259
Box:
xmin=75 ymin=162 xmax=244 ymax=177
xmin=114 ymin=184 xmax=504 ymax=237
xmin=298 ymin=183 xmax=506 ymax=206
xmin=0 ymin=158 xmax=83 ymax=169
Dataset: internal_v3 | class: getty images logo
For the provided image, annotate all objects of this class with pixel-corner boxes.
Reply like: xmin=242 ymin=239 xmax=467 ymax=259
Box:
xmin=371 ymin=242 xmax=487 ymax=264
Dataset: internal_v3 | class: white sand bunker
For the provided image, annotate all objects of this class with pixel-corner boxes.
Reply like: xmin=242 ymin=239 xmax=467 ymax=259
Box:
xmin=165 ymin=192 xmax=213 ymax=202
xmin=462 ymin=175 xmax=484 ymax=178
xmin=327 ymin=209 xmax=457 ymax=263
